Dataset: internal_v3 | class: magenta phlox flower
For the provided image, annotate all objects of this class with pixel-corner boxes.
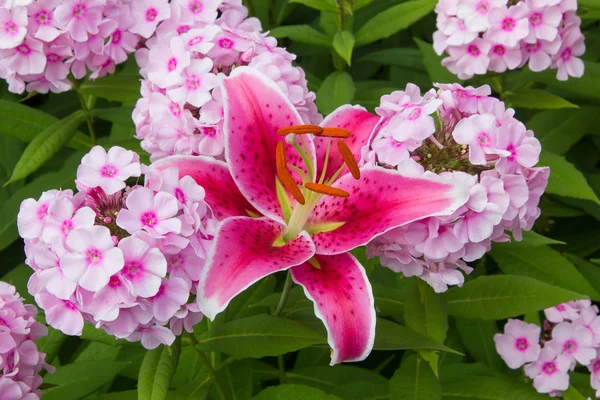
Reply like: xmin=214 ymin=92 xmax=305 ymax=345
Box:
xmin=524 ymin=347 xmax=571 ymax=393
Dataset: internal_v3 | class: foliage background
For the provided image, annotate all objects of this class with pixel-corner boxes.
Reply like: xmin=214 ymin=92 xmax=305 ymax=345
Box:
xmin=2 ymin=0 xmax=600 ymax=399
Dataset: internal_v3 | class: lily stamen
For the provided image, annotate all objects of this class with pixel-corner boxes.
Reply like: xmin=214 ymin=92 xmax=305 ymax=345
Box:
xmin=318 ymin=128 xmax=351 ymax=138
xmin=276 ymin=141 xmax=286 ymax=170
xmin=277 ymin=165 xmax=306 ymax=205
xmin=277 ymin=124 xmax=323 ymax=136
xmin=305 ymin=182 xmax=349 ymax=198
xmin=337 ymin=141 xmax=361 ymax=180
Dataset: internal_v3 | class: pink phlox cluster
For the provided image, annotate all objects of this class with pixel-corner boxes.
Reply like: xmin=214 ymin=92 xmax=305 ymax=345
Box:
xmin=0 ymin=0 xmax=167 ymax=94
xmin=365 ymin=82 xmax=548 ymax=293
xmin=132 ymin=0 xmax=321 ymax=162
xmin=495 ymin=301 xmax=600 ymax=397
xmin=18 ymin=145 xmax=216 ymax=350
xmin=0 ymin=281 xmax=51 ymax=400
xmin=433 ymin=0 xmax=585 ymax=80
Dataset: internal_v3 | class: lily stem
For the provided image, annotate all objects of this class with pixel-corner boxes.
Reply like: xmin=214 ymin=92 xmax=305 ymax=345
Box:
xmin=190 ymin=334 xmax=227 ymax=400
xmin=273 ymin=271 xmax=293 ymax=316
xmin=277 ymin=355 xmax=285 ymax=384
xmin=76 ymin=91 xmax=96 ymax=145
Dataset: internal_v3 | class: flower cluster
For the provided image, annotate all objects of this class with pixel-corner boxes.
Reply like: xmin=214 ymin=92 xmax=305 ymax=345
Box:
xmin=132 ymin=0 xmax=321 ymax=162
xmin=433 ymin=0 xmax=585 ymax=80
xmin=0 ymin=0 xmax=164 ymax=94
xmin=364 ymin=82 xmax=549 ymax=293
xmin=0 ymin=281 xmax=51 ymax=400
xmin=18 ymin=146 xmax=216 ymax=349
xmin=495 ymin=301 xmax=600 ymax=397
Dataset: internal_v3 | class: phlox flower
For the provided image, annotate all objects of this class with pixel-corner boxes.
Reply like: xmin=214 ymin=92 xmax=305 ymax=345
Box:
xmin=116 ymin=187 xmax=182 ymax=237
xmin=147 ymin=36 xmax=190 ymax=88
xmin=181 ymin=25 xmax=221 ymax=53
xmin=521 ymin=37 xmax=561 ymax=72
xmin=488 ymin=43 xmax=522 ymax=73
xmin=494 ymin=319 xmax=542 ymax=369
xmin=61 ymin=226 xmax=125 ymax=292
xmin=41 ymin=199 xmax=95 ymax=243
xmin=17 ymin=189 xmax=69 ymax=239
xmin=152 ymin=67 xmax=469 ymax=364
xmin=495 ymin=123 xmax=541 ymax=174
xmin=125 ymin=324 xmax=175 ymax=350
xmin=76 ymin=146 xmax=141 ymax=195
xmin=453 ymin=113 xmax=503 ymax=165
xmin=149 ymin=277 xmax=189 ymax=322
xmin=446 ymin=38 xmax=492 ymax=79
xmin=130 ymin=0 xmax=170 ymax=39
xmin=456 ymin=0 xmax=505 ymax=32
xmin=0 ymin=6 xmax=27 ymax=49
xmin=554 ymin=27 xmax=585 ymax=81
xmin=54 ymin=0 xmax=106 ymax=42
xmin=524 ymin=2 xmax=562 ymax=43
xmin=35 ymin=291 xmax=83 ymax=336
xmin=524 ymin=347 xmax=571 ymax=393
xmin=589 ymin=356 xmax=600 ymax=398
xmin=549 ymin=322 xmax=597 ymax=365
xmin=574 ymin=307 xmax=600 ymax=347
xmin=486 ymin=3 xmax=530 ymax=47
xmin=167 ymin=58 xmax=219 ymax=107
xmin=173 ymin=0 xmax=220 ymax=23
xmin=118 ymin=236 xmax=167 ymax=298
xmin=27 ymin=0 xmax=61 ymax=42
xmin=0 ymin=35 xmax=46 ymax=75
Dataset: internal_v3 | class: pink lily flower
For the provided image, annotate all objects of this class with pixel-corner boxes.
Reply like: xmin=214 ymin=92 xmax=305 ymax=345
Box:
xmin=152 ymin=67 xmax=469 ymax=365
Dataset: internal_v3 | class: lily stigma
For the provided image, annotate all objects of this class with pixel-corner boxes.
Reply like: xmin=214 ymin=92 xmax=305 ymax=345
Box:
xmin=152 ymin=67 xmax=469 ymax=364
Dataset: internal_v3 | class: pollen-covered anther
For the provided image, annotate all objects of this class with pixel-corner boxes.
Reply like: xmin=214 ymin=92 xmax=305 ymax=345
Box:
xmin=277 ymin=124 xmax=323 ymax=136
xmin=318 ymin=128 xmax=351 ymax=138
xmin=276 ymin=141 xmax=286 ymax=170
xmin=277 ymin=165 xmax=306 ymax=205
xmin=304 ymin=182 xmax=349 ymax=198
xmin=337 ymin=141 xmax=360 ymax=180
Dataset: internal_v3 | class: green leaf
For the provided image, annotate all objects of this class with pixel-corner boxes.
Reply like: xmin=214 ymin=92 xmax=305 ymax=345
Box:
xmin=524 ymin=60 xmax=600 ymax=101
xmin=269 ymin=25 xmax=331 ymax=47
xmin=508 ymin=230 xmax=565 ymax=247
xmin=194 ymin=314 xmax=325 ymax=358
xmin=78 ymin=72 xmax=142 ymax=103
xmin=490 ymin=245 xmax=600 ymax=300
xmin=539 ymin=150 xmax=600 ymax=205
xmin=414 ymin=38 xmax=458 ymax=83
xmin=373 ymin=318 xmax=461 ymax=354
xmin=286 ymin=366 xmax=387 ymax=392
xmin=404 ymin=279 xmax=448 ymax=344
xmin=566 ymin=254 xmax=600 ymax=297
xmin=563 ymin=386 xmax=588 ymax=400
xmin=316 ymin=71 xmax=355 ymax=115
xmin=372 ymin=283 xmax=406 ymax=315
xmin=81 ymin=323 xmax=129 ymax=346
xmin=331 ymin=382 xmax=388 ymax=400
xmin=216 ymin=359 xmax=253 ymax=400
xmin=0 ymin=151 xmax=81 ymax=250
xmin=288 ymin=0 xmax=339 ymax=12
xmin=333 ymin=31 xmax=355 ymax=66
xmin=88 ymin=106 xmax=135 ymax=127
xmin=36 ymin=327 xmax=67 ymax=366
xmin=504 ymin=89 xmax=579 ymax=109
xmin=390 ymin=354 xmax=441 ymax=400
xmin=43 ymin=361 xmax=131 ymax=400
xmin=94 ymin=391 xmax=138 ymax=400
xmin=225 ymin=275 xmax=276 ymax=320
xmin=455 ymin=318 xmax=505 ymax=372
xmin=357 ymin=48 xmax=424 ymax=70
xmin=355 ymin=0 xmax=436 ymax=46
xmin=442 ymin=376 xmax=550 ymax=400
xmin=138 ymin=339 xmax=182 ymax=400
xmin=1 ymin=264 xmax=34 ymax=304
xmin=6 ymin=110 xmax=87 ymax=184
xmin=0 ymin=99 xmax=92 ymax=150
xmin=254 ymin=384 xmax=343 ymax=400
xmin=446 ymin=275 xmax=587 ymax=320
xmin=526 ymin=108 xmax=600 ymax=155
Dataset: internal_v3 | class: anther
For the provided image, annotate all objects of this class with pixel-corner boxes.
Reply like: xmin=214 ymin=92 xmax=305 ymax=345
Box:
xmin=305 ymin=182 xmax=349 ymax=198
xmin=318 ymin=128 xmax=351 ymax=138
xmin=276 ymin=141 xmax=286 ymax=170
xmin=277 ymin=165 xmax=306 ymax=205
xmin=277 ymin=124 xmax=323 ymax=136
xmin=337 ymin=141 xmax=360 ymax=180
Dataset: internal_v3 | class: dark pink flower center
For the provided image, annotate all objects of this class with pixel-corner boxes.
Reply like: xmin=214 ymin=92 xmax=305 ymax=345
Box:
xmin=593 ymin=359 xmax=600 ymax=372
xmin=561 ymin=48 xmax=572 ymax=61
xmin=185 ymin=75 xmax=200 ymax=90
xmin=525 ymin=41 xmax=541 ymax=53
xmin=108 ymin=275 xmax=122 ymax=288
xmin=61 ymin=220 xmax=74 ymax=235
xmin=35 ymin=10 xmax=51 ymax=25
xmin=37 ymin=203 xmax=49 ymax=220
xmin=174 ymin=188 xmax=186 ymax=203
xmin=188 ymin=35 xmax=204 ymax=46
xmin=101 ymin=164 xmax=118 ymax=177
xmin=478 ymin=132 xmax=490 ymax=146
xmin=530 ymin=12 xmax=542 ymax=26
xmin=515 ymin=337 xmax=529 ymax=352
xmin=201 ymin=127 xmax=216 ymax=137
xmin=189 ymin=0 xmax=203 ymax=13
xmin=112 ymin=29 xmax=122 ymax=44
xmin=86 ymin=248 xmax=103 ymax=263
xmin=72 ymin=3 xmax=86 ymax=18
xmin=16 ymin=44 xmax=31 ymax=55
xmin=556 ymin=304 xmax=566 ymax=311
xmin=502 ymin=18 xmax=516 ymax=31
xmin=177 ymin=25 xmax=191 ymax=34
xmin=167 ymin=57 xmax=178 ymax=72
xmin=4 ymin=20 xmax=17 ymax=34
xmin=140 ymin=211 xmax=158 ymax=227
xmin=493 ymin=45 xmax=506 ymax=56
xmin=169 ymin=102 xmax=181 ymax=116
xmin=563 ymin=339 xmax=578 ymax=354
xmin=468 ymin=45 xmax=480 ymax=56
xmin=124 ymin=261 xmax=142 ymax=278
xmin=407 ymin=107 xmax=422 ymax=121
xmin=168 ymin=254 xmax=183 ymax=269
xmin=47 ymin=53 xmax=61 ymax=62
xmin=145 ymin=8 xmax=158 ymax=22
xmin=0 ymin=317 xmax=7 ymax=327
xmin=62 ymin=300 xmax=78 ymax=311
xmin=542 ymin=361 xmax=557 ymax=375
xmin=476 ymin=1 xmax=489 ymax=14
xmin=219 ymin=38 xmax=234 ymax=49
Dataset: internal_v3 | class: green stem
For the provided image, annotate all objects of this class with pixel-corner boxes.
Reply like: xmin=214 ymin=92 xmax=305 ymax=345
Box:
xmin=277 ymin=355 xmax=285 ymax=384
xmin=76 ymin=92 xmax=96 ymax=145
xmin=190 ymin=334 xmax=227 ymax=400
xmin=273 ymin=271 xmax=294 ymax=316
xmin=276 ymin=0 xmax=288 ymax=26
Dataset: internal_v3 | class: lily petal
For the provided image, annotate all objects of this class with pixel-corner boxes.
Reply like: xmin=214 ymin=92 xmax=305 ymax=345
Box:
xmin=315 ymin=105 xmax=381 ymax=182
xmin=198 ymin=216 xmax=316 ymax=319
xmin=308 ymin=166 xmax=469 ymax=255
xmin=221 ymin=67 xmax=316 ymax=224
xmin=151 ymin=155 xmax=257 ymax=220
xmin=290 ymin=253 xmax=376 ymax=365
